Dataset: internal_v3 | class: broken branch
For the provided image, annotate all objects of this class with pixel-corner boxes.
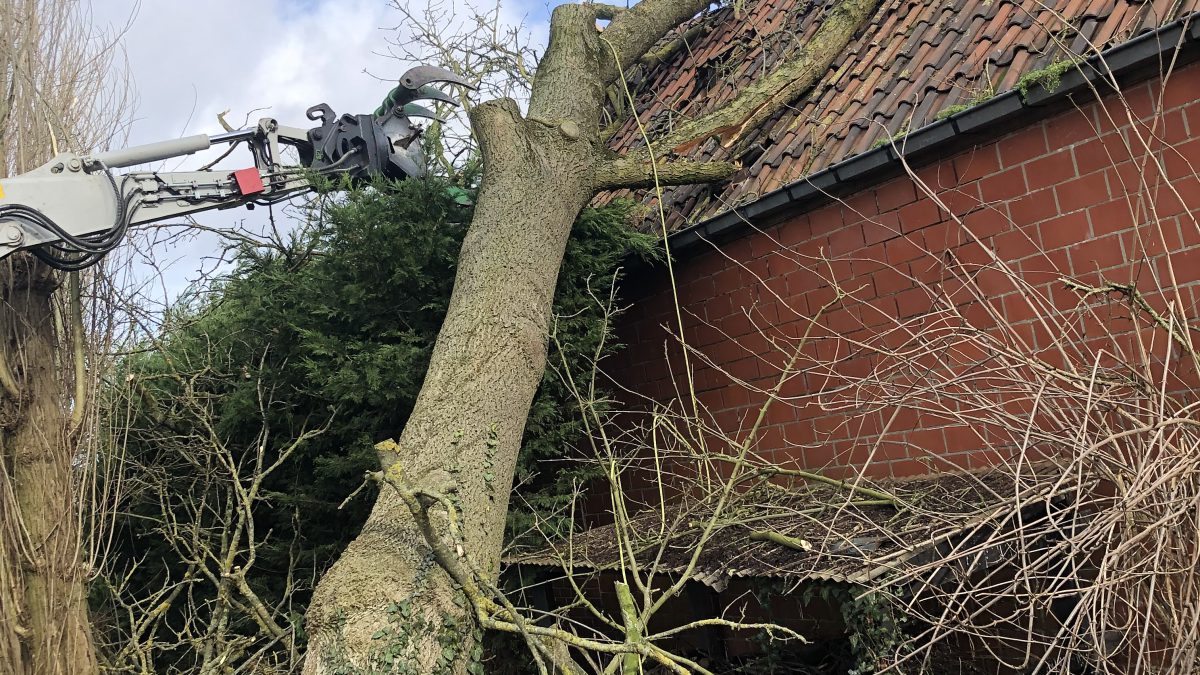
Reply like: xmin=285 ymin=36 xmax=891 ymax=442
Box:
xmin=653 ymin=0 xmax=876 ymax=155
xmin=593 ymin=155 xmax=737 ymax=190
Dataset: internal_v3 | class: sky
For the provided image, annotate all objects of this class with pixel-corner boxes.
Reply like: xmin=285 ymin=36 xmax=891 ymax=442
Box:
xmin=87 ymin=0 xmax=548 ymax=302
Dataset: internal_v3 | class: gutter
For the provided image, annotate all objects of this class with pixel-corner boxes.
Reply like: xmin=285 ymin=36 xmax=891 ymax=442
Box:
xmin=664 ymin=12 xmax=1200 ymax=256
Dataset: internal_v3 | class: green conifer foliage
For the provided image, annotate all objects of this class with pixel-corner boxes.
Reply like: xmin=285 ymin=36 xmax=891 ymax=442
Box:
xmin=98 ymin=177 xmax=654 ymax=667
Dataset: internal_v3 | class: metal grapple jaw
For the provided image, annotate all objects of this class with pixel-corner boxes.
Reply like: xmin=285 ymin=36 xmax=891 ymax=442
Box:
xmin=302 ymin=65 xmax=475 ymax=183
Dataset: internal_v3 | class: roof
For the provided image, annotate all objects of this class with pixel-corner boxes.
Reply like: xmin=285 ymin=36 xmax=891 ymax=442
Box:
xmin=506 ymin=468 xmax=1068 ymax=590
xmin=604 ymin=0 xmax=1200 ymax=232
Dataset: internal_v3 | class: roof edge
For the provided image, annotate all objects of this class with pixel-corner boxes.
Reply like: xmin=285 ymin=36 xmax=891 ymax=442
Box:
xmin=664 ymin=11 xmax=1200 ymax=256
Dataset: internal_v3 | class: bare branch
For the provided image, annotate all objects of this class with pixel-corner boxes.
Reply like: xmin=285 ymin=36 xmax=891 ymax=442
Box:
xmin=602 ymin=0 xmax=712 ymax=78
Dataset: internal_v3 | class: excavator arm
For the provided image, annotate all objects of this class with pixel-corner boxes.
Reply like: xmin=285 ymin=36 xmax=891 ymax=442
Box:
xmin=0 ymin=65 xmax=472 ymax=270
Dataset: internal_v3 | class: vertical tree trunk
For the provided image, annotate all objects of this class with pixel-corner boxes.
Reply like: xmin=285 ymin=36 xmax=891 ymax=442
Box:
xmin=0 ymin=258 xmax=96 ymax=674
xmin=303 ymin=94 xmax=598 ymax=673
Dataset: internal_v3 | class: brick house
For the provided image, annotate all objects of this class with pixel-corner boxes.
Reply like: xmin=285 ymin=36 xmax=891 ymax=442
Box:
xmin=603 ymin=0 xmax=1200 ymax=484
xmin=509 ymin=2 xmax=1200 ymax=671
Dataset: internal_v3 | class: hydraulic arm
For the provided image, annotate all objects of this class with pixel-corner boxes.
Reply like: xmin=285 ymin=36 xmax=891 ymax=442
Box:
xmin=0 ymin=65 xmax=471 ymax=270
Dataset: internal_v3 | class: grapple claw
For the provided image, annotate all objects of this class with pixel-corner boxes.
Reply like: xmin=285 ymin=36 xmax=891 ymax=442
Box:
xmin=412 ymin=86 xmax=459 ymax=107
xmin=398 ymin=65 xmax=476 ymax=92
xmin=400 ymin=103 xmax=444 ymax=122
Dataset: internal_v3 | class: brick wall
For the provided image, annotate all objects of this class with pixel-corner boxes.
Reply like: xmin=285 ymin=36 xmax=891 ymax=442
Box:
xmin=608 ymin=59 xmax=1200 ymax=484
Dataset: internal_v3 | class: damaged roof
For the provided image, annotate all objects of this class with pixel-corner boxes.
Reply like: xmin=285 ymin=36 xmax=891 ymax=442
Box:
xmin=506 ymin=468 xmax=1067 ymax=590
xmin=604 ymin=0 xmax=1200 ymax=232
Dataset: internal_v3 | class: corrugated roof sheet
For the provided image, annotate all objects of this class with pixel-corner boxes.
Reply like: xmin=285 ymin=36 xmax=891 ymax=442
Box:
xmin=506 ymin=468 xmax=1067 ymax=590
xmin=603 ymin=0 xmax=1200 ymax=231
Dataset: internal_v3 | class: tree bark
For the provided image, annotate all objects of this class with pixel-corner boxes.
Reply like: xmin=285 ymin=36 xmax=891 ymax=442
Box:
xmin=0 ymin=258 xmax=96 ymax=675
xmin=302 ymin=0 xmax=871 ymax=670
xmin=303 ymin=13 xmax=604 ymax=669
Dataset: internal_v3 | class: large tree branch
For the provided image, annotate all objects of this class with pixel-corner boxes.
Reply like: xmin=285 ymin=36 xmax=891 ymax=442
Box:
xmin=653 ymin=0 xmax=877 ymax=155
xmin=593 ymin=155 xmax=737 ymax=191
xmin=602 ymin=0 xmax=713 ymax=79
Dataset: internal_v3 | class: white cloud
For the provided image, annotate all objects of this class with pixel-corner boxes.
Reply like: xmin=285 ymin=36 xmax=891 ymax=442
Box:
xmin=85 ymin=0 xmax=553 ymax=302
xmin=87 ymin=0 xmax=419 ymax=299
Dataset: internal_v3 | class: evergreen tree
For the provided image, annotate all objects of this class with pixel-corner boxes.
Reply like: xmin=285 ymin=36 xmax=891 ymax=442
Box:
xmin=97 ymin=177 xmax=653 ymax=668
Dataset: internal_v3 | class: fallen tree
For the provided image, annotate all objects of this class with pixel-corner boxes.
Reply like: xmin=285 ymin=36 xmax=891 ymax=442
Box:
xmin=301 ymin=0 xmax=878 ymax=671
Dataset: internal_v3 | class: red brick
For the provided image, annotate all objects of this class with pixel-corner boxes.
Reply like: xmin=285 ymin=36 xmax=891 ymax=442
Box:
xmin=1088 ymin=197 xmax=1139 ymax=236
xmin=973 ymin=266 xmax=1014 ymax=298
xmin=1178 ymin=176 xmax=1200 ymax=215
xmin=726 ymin=356 xmax=760 ymax=382
xmin=705 ymin=293 xmax=733 ymax=320
xmin=898 ymin=198 xmax=943 ymax=233
xmin=777 ymin=213 xmax=814 ymax=247
xmin=1024 ymin=153 xmax=1076 ymax=189
xmin=894 ymin=287 xmax=930 ymax=318
xmin=1181 ymin=218 xmax=1200 ymax=248
xmin=809 ymin=204 xmax=844 ymax=237
xmin=851 ymin=253 xmax=888 ymax=278
xmin=906 ymin=427 xmax=947 ymax=455
xmin=953 ymin=146 xmax=1002 ymax=183
xmin=1039 ymin=211 xmax=1090 ymax=250
xmin=1070 ymin=232 xmax=1127 ymax=273
xmin=725 ymin=237 xmax=754 ymax=261
xmin=799 ymin=441 xmax=837 ymax=469
xmin=979 ymin=166 xmax=1028 ymax=203
xmin=1054 ymin=171 xmax=1109 ymax=214
xmin=939 ymin=183 xmax=982 ymax=217
xmin=1162 ymin=64 xmax=1200 ymax=110
xmin=862 ymin=211 xmax=901 ymax=245
xmin=1187 ymin=105 xmax=1200 ymax=143
xmin=876 ymin=178 xmax=918 ymax=211
xmin=825 ymin=307 xmax=862 ymax=335
xmin=914 ymin=162 xmax=956 ymax=192
xmin=1007 ymin=186 xmax=1060 ymax=225
xmin=1160 ymin=108 xmax=1190 ymax=146
xmin=961 ymin=204 xmax=1009 ymax=240
xmin=1095 ymin=85 xmax=1157 ymax=134
xmin=999 ymin=126 xmax=1049 ymax=168
xmin=1002 ymin=292 xmax=1037 ymax=324
xmin=739 ymin=255 xmax=770 ymax=283
xmin=1120 ymin=81 xmax=1158 ymax=123
xmin=1107 ymin=159 xmax=1155 ymax=198
xmin=872 ymin=265 xmax=913 ymax=296
xmin=863 ymin=296 xmax=898 ymax=327
xmin=1163 ymin=137 xmax=1200 ymax=180
xmin=749 ymin=229 xmax=781 ymax=258
xmin=768 ymin=248 xmax=807 ymax=277
xmin=889 ymin=458 xmax=932 ymax=478
xmin=1073 ymin=133 xmax=1132 ymax=174
xmin=943 ymin=424 xmax=981 ymax=452
xmin=919 ymin=220 xmax=965 ymax=252
xmin=1045 ymin=108 xmax=1102 ymax=147
xmin=840 ymin=190 xmax=879 ymax=219
xmin=873 ymin=438 xmax=909 ymax=462
xmin=762 ymin=270 xmax=788 ymax=297
xmin=992 ymin=228 xmax=1040 ymax=260
xmin=884 ymin=235 xmax=926 ymax=265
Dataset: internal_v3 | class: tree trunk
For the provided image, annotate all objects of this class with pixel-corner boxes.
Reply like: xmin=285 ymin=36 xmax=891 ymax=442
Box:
xmin=303 ymin=0 xmax=871 ymax=668
xmin=302 ymin=7 xmax=612 ymax=672
xmin=0 ymin=257 xmax=96 ymax=674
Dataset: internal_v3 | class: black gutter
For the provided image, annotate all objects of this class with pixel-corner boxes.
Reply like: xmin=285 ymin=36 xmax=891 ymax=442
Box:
xmin=664 ymin=12 xmax=1200 ymax=256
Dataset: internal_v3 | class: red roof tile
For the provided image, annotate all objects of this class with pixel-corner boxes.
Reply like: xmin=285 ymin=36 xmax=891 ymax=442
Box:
xmin=604 ymin=0 xmax=1200 ymax=231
